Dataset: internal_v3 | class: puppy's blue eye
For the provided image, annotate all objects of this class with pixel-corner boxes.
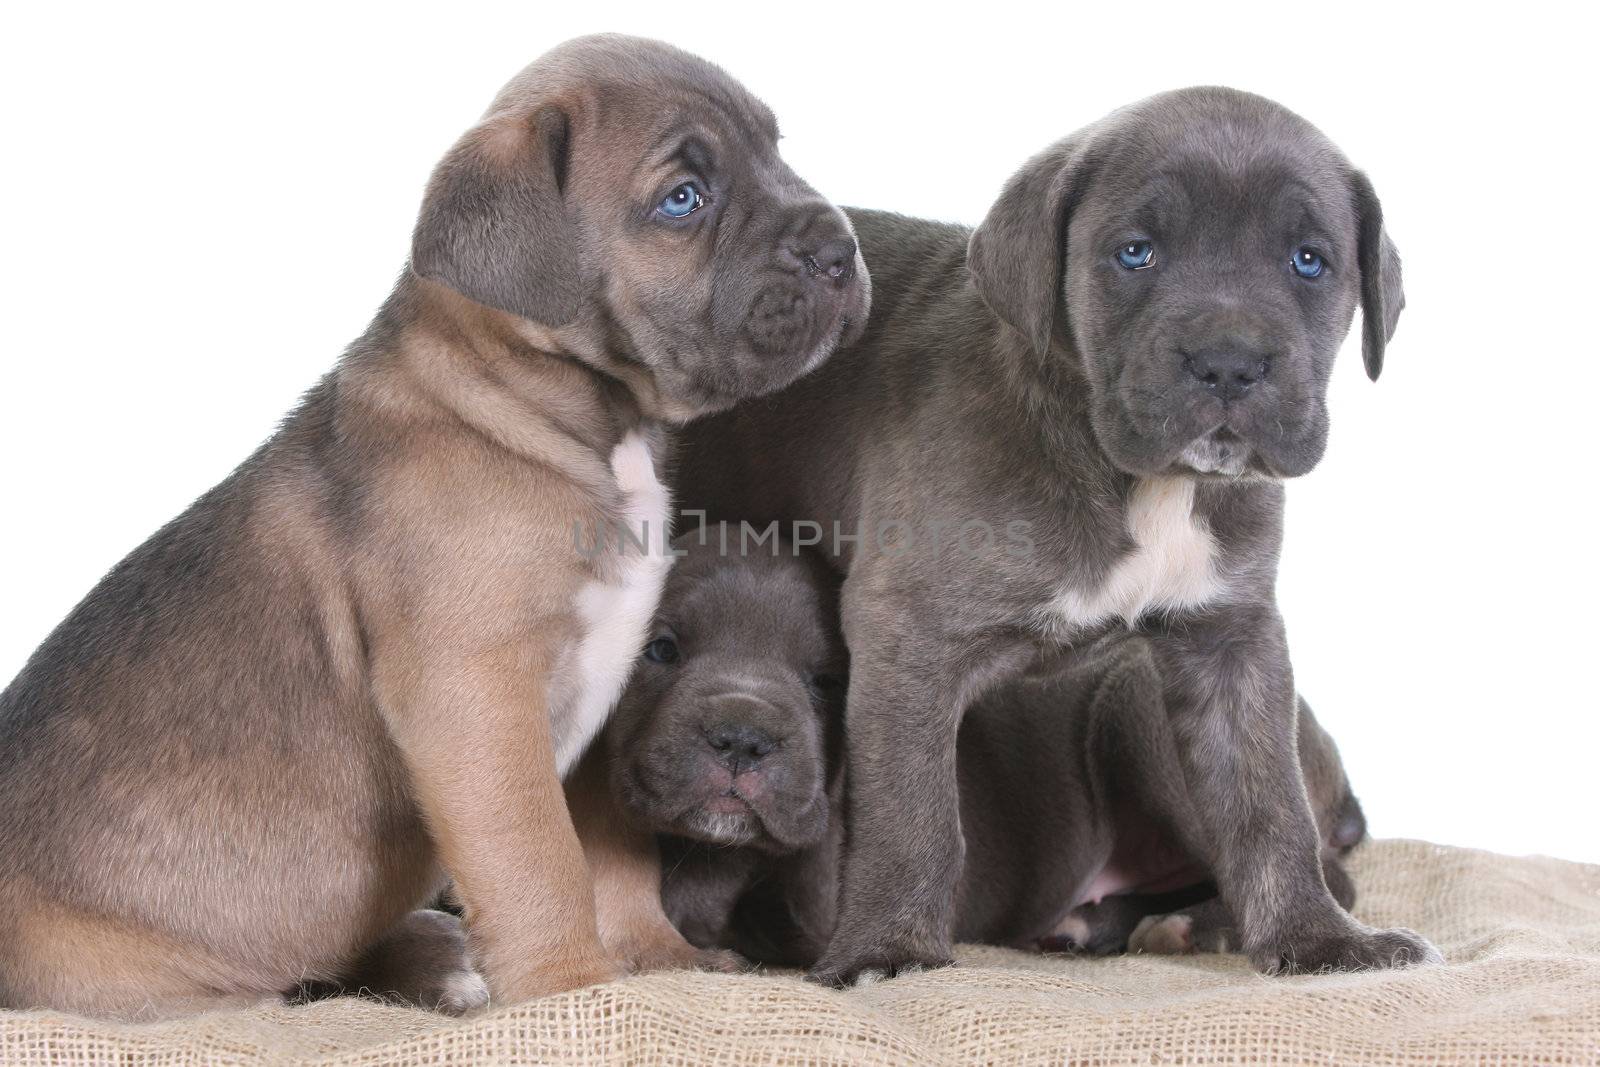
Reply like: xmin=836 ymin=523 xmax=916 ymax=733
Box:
xmin=643 ymin=636 xmax=679 ymax=664
xmin=1117 ymin=241 xmax=1155 ymax=270
xmin=657 ymin=182 xmax=704 ymax=219
xmin=1292 ymin=247 xmax=1325 ymax=278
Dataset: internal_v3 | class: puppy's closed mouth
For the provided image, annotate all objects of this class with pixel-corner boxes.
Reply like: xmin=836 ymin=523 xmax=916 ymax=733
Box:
xmin=703 ymin=791 xmax=753 ymax=816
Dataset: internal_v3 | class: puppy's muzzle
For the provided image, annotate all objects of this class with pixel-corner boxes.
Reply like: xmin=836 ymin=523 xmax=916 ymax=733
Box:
xmin=689 ymin=691 xmax=800 ymax=818
xmin=733 ymin=206 xmax=867 ymax=374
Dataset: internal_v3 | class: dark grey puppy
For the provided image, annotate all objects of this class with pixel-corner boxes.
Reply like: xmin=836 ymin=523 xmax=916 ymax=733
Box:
xmin=602 ymin=537 xmax=848 ymax=956
xmin=677 ymin=87 xmax=1437 ymax=983
xmin=609 ymin=543 xmax=1366 ymax=968
xmin=606 ymin=536 xmax=847 ymax=853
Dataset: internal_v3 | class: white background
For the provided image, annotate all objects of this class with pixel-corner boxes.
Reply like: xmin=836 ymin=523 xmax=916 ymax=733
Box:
xmin=2 ymin=2 xmax=1594 ymax=863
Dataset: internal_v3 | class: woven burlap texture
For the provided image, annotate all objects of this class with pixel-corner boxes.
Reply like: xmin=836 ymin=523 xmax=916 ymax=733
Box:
xmin=2 ymin=839 xmax=1597 ymax=1066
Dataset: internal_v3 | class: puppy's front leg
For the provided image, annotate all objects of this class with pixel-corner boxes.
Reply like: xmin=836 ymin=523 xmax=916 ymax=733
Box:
xmin=380 ymin=637 xmax=622 ymax=1003
xmin=1153 ymin=606 xmax=1439 ymax=973
xmin=810 ymin=583 xmax=1017 ymax=986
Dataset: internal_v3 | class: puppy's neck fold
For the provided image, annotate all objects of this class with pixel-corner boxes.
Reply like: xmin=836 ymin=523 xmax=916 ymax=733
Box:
xmin=344 ymin=275 xmax=660 ymax=482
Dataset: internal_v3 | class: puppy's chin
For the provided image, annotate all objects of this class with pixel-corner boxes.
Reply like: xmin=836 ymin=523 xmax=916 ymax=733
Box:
xmin=797 ymin=305 xmax=865 ymax=379
xmin=678 ymin=804 xmax=765 ymax=847
xmin=669 ymin=788 xmax=828 ymax=854
xmin=662 ymin=272 xmax=868 ymax=422
xmin=1175 ymin=430 xmax=1280 ymax=481
xmin=676 ymin=790 xmax=827 ymax=853
xmin=660 ymin=323 xmax=856 ymax=423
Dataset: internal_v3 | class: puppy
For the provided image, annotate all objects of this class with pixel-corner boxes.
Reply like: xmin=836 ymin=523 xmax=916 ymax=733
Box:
xmin=677 ymin=87 xmax=1436 ymax=982
xmin=0 ymin=35 xmax=867 ymax=1018
xmin=575 ymin=533 xmax=846 ymax=967
xmin=605 ymin=541 xmax=1366 ymax=968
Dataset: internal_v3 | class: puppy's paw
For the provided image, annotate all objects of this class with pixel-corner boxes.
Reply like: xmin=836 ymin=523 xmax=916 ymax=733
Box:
xmin=623 ymin=935 xmax=748 ymax=976
xmin=1128 ymin=913 xmax=1195 ymax=956
xmin=335 ymin=908 xmax=494 ymax=1015
xmin=611 ymin=927 xmax=748 ymax=979
xmin=844 ymin=963 xmax=918 ymax=988
xmin=808 ymin=936 xmax=953 ymax=988
xmin=1254 ymin=923 xmax=1442 ymax=975
xmin=394 ymin=910 xmax=490 ymax=1013
xmin=500 ymin=953 xmax=627 ymax=1001
xmin=433 ymin=968 xmax=491 ymax=1015
xmin=1037 ymin=915 xmax=1092 ymax=955
xmin=689 ymin=947 xmax=750 ymax=974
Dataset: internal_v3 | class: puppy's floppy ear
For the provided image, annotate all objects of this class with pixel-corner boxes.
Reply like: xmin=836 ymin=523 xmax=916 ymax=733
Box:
xmin=411 ymin=104 xmax=582 ymax=327
xmin=1350 ymin=170 xmax=1404 ymax=381
xmin=967 ymin=137 xmax=1089 ymax=357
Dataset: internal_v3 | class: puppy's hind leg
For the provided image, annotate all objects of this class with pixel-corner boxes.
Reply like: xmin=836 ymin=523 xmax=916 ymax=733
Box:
xmin=1128 ymin=897 xmax=1232 ymax=956
xmin=1038 ymin=882 xmax=1221 ymax=957
xmin=0 ymin=890 xmax=285 ymax=1020
xmin=1126 ymin=854 xmax=1359 ymax=958
xmin=1038 ymin=896 xmax=1160 ymax=956
xmin=1150 ymin=608 xmax=1439 ymax=973
xmin=307 ymin=909 xmax=489 ymax=1015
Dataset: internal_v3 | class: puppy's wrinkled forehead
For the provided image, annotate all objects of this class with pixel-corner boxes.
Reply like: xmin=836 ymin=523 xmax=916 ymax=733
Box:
xmin=1089 ymin=88 xmax=1356 ymax=237
xmin=661 ymin=543 xmax=838 ymax=663
xmin=486 ymin=34 xmax=779 ymax=155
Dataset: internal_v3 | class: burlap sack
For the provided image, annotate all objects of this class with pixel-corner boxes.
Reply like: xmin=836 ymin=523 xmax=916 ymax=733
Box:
xmin=3 ymin=839 xmax=1597 ymax=1066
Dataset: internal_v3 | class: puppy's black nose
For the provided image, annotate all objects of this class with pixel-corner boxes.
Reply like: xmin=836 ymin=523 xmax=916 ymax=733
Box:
xmin=800 ymin=236 xmax=857 ymax=284
xmin=1182 ymin=348 xmax=1269 ymax=401
xmin=704 ymin=722 xmax=778 ymax=773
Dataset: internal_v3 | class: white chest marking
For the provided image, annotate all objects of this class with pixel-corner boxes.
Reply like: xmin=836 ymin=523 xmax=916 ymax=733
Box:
xmin=551 ymin=432 xmax=674 ymax=775
xmin=1045 ymin=476 xmax=1222 ymax=634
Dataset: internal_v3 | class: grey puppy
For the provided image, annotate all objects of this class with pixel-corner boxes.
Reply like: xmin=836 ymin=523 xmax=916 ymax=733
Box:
xmin=607 ymin=540 xmax=1366 ymax=967
xmin=605 ymin=536 xmax=847 ymax=858
xmin=601 ymin=538 xmax=846 ymax=960
xmin=678 ymin=87 xmax=1438 ymax=983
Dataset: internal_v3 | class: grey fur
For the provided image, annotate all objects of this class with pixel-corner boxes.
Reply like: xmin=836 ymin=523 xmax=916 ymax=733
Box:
xmin=608 ymin=542 xmax=1368 ymax=966
xmin=676 ymin=87 xmax=1436 ymax=983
